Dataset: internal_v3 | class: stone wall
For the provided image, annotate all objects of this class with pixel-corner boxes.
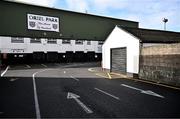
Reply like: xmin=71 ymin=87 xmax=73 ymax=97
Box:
xmin=139 ymin=43 xmax=180 ymax=87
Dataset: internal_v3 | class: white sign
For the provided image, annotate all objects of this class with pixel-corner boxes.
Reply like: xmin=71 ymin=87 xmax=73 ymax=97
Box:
xmin=27 ymin=14 xmax=59 ymax=32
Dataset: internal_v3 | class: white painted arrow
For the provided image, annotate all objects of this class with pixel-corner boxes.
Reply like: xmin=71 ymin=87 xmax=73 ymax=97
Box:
xmin=67 ymin=92 xmax=93 ymax=114
xmin=121 ymin=84 xmax=164 ymax=98
xmin=141 ymin=90 xmax=164 ymax=98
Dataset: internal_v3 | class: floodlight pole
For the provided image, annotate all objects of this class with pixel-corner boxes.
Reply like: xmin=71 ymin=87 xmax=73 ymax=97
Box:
xmin=164 ymin=22 xmax=166 ymax=30
xmin=163 ymin=18 xmax=168 ymax=30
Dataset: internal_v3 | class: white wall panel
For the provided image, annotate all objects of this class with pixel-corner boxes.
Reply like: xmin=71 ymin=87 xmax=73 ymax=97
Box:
xmin=102 ymin=26 xmax=140 ymax=74
xmin=0 ymin=37 xmax=102 ymax=54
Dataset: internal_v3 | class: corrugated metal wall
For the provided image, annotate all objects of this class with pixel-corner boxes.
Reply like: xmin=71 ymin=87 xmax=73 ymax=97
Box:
xmin=111 ymin=47 xmax=127 ymax=74
xmin=0 ymin=1 xmax=138 ymax=40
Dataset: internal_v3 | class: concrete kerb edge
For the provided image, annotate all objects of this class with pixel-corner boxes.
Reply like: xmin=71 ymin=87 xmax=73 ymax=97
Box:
xmin=89 ymin=67 xmax=180 ymax=90
xmin=118 ymin=73 xmax=180 ymax=91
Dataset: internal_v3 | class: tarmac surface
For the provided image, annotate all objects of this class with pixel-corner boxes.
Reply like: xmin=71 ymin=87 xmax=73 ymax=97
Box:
xmin=0 ymin=63 xmax=180 ymax=118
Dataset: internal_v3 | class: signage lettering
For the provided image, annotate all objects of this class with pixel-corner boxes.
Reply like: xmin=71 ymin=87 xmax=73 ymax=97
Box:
xmin=27 ymin=14 xmax=59 ymax=32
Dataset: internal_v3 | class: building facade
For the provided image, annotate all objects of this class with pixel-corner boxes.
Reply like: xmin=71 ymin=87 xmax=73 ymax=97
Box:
xmin=102 ymin=26 xmax=180 ymax=78
xmin=0 ymin=0 xmax=138 ymax=64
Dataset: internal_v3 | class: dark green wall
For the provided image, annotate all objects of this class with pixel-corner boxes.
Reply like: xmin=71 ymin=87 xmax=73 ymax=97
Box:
xmin=0 ymin=1 xmax=138 ymax=41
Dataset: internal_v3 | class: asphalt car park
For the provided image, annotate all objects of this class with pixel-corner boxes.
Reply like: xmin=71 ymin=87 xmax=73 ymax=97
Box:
xmin=0 ymin=63 xmax=180 ymax=118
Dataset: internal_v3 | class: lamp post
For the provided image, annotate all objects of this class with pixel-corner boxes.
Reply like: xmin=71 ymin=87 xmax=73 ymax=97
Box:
xmin=163 ymin=18 xmax=168 ymax=30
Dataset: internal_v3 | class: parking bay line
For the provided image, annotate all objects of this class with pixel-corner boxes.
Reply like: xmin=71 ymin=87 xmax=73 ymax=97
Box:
xmin=70 ymin=76 xmax=79 ymax=81
xmin=26 ymin=64 xmax=31 ymax=68
xmin=1 ymin=65 xmax=9 ymax=77
xmin=41 ymin=64 xmax=47 ymax=67
xmin=10 ymin=78 xmax=19 ymax=82
xmin=94 ymin=88 xmax=120 ymax=100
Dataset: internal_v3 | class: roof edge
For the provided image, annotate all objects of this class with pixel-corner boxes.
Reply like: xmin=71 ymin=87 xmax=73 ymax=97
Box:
xmin=4 ymin=0 xmax=139 ymax=24
xmin=116 ymin=25 xmax=142 ymax=42
xmin=117 ymin=25 xmax=180 ymax=34
xmin=117 ymin=25 xmax=180 ymax=43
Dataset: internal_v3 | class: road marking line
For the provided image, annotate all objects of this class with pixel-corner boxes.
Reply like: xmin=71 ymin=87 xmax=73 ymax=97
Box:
xmin=70 ymin=76 xmax=79 ymax=81
xmin=88 ymin=68 xmax=95 ymax=72
xmin=121 ymin=84 xmax=164 ymax=98
xmin=95 ymin=73 xmax=109 ymax=79
xmin=41 ymin=64 xmax=47 ymax=68
xmin=94 ymin=88 xmax=120 ymax=100
xmin=26 ymin=64 xmax=31 ymax=68
xmin=141 ymin=90 xmax=165 ymax=98
xmin=64 ymin=71 xmax=66 ymax=74
xmin=121 ymin=84 xmax=142 ymax=91
xmin=1 ymin=66 xmax=9 ymax=77
xmin=107 ymin=73 xmax=112 ymax=79
xmin=10 ymin=78 xmax=19 ymax=82
xmin=32 ymin=70 xmax=51 ymax=119
xmin=74 ymin=97 xmax=92 ymax=114
xmin=67 ymin=92 xmax=93 ymax=114
xmin=111 ymin=72 xmax=180 ymax=90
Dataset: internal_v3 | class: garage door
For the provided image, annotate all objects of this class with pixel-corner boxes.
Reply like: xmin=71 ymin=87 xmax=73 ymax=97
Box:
xmin=111 ymin=47 xmax=127 ymax=74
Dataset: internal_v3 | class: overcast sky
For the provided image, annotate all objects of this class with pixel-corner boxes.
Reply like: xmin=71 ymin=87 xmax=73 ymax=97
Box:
xmin=12 ymin=0 xmax=180 ymax=32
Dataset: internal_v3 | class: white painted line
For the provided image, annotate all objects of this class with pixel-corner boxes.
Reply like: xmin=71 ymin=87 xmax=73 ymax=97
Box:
xmin=64 ymin=71 xmax=66 ymax=74
xmin=10 ymin=78 xmax=18 ymax=82
xmin=88 ymin=68 xmax=95 ymax=72
xmin=70 ymin=76 xmax=79 ymax=81
xmin=73 ymin=96 xmax=93 ymax=114
xmin=1 ymin=66 xmax=9 ymax=77
xmin=32 ymin=70 xmax=48 ymax=119
xmin=32 ymin=68 xmax=61 ymax=119
xmin=67 ymin=92 xmax=93 ymax=114
xmin=141 ymin=90 xmax=165 ymax=98
xmin=26 ymin=64 xmax=31 ymax=68
xmin=94 ymin=88 xmax=120 ymax=100
xmin=121 ymin=84 xmax=164 ymax=98
xmin=41 ymin=64 xmax=47 ymax=68
xmin=121 ymin=84 xmax=142 ymax=91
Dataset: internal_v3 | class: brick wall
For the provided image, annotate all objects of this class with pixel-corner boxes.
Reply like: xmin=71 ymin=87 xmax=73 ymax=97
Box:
xmin=139 ymin=43 xmax=180 ymax=87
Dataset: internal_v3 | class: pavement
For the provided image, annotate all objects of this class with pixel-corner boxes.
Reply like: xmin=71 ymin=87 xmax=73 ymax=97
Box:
xmin=0 ymin=62 xmax=180 ymax=118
